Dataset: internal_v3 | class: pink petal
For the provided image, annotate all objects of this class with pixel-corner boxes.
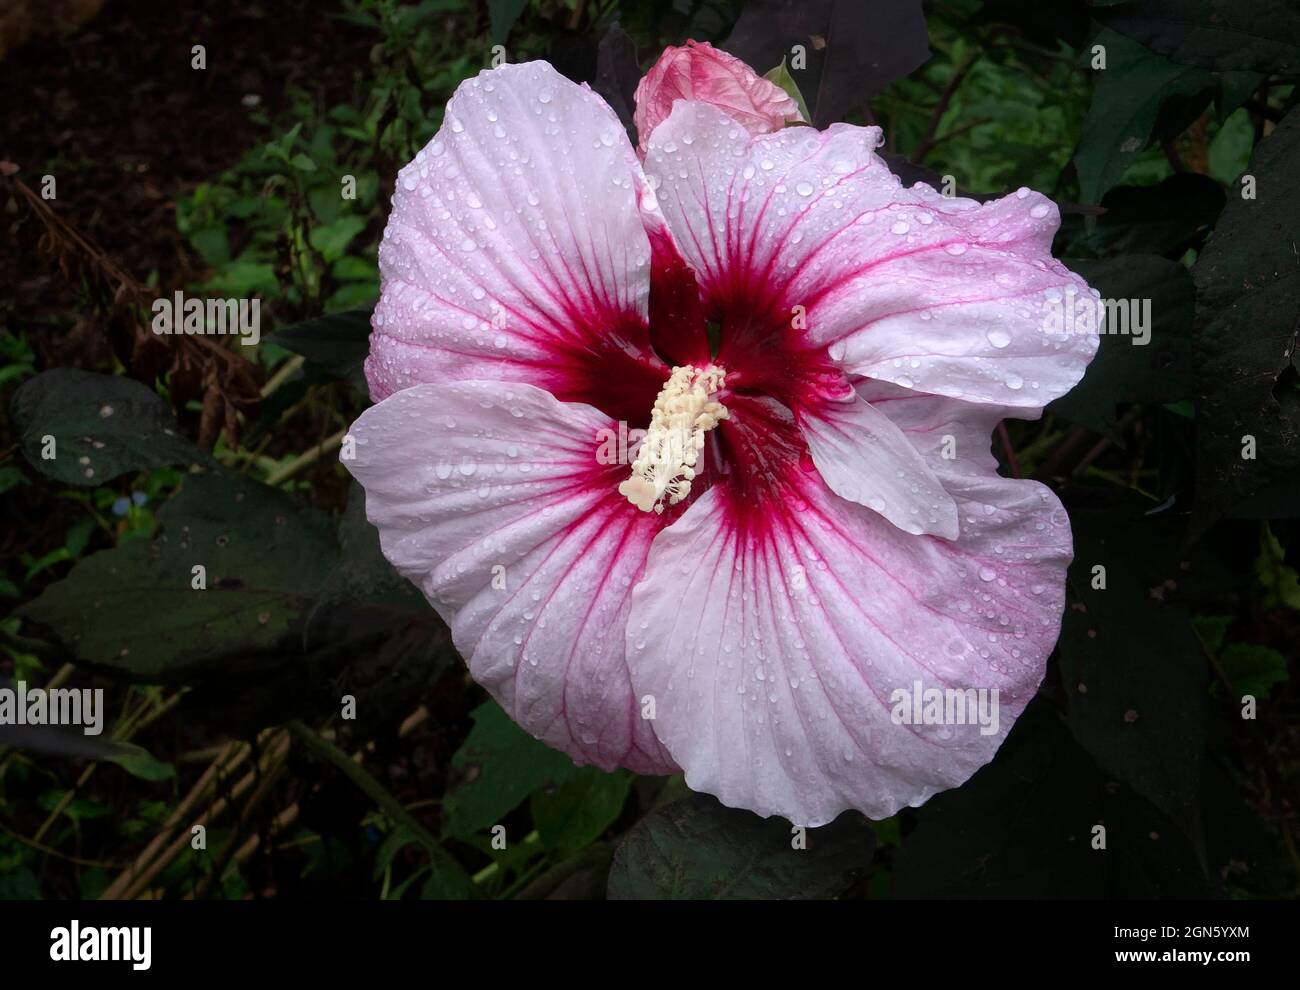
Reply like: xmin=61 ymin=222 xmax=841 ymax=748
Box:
xmin=643 ymin=101 xmax=1099 ymax=409
xmin=798 ymin=388 xmax=959 ymax=538
xmin=633 ymin=40 xmax=804 ymax=154
xmin=854 ymin=377 xmax=1024 ymax=481
xmin=628 ymin=407 xmax=1071 ymax=825
xmin=634 ymin=169 xmax=712 ymax=368
xmin=366 ymin=61 xmax=674 ymax=423
xmin=346 ymin=379 xmax=675 ymax=775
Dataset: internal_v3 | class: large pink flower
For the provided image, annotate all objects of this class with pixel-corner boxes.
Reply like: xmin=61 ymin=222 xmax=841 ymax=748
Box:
xmin=347 ymin=56 xmax=1099 ymax=826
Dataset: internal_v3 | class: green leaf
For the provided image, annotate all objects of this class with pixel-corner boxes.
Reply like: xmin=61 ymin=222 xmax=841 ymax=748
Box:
xmin=11 ymin=370 xmax=210 ymax=487
xmin=1099 ymin=0 xmax=1300 ymax=74
xmin=1069 ymin=173 xmax=1223 ymax=257
xmin=1190 ymin=108 xmax=1300 ymax=529
xmin=266 ymin=306 xmax=374 ymax=393
xmin=725 ymin=0 xmax=930 ymax=127
xmin=372 ymin=824 xmax=419 ymax=882
xmin=762 ymin=58 xmax=810 ymax=124
xmin=442 ymin=702 xmax=579 ymax=841
xmin=1074 ymin=28 xmax=1217 ymax=205
xmin=1219 ymin=644 xmax=1289 ymax=700
xmin=488 ymin=0 xmax=528 ymax=45
xmin=40 ymin=790 xmax=110 ymax=821
xmin=607 ymin=793 xmax=874 ymax=900
xmin=331 ymin=256 xmax=377 ymax=282
xmin=189 ymin=225 xmax=231 ymax=266
xmin=1208 ymin=107 xmax=1255 ymax=184
xmin=108 ymin=747 xmax=176 ymax=782
xmin=1216 ymin=71 xmax=1265 ymax=122
xmin=1057 ymin=511 xmax=1209 ymax=835
xmin=301 ymin=482 xmax=455 ymax=726
xmin=531 ymin=768 xmax=632 ymax=859
xmin=290 ymin=153 xmax=318 ymax=172
xmin=1200 ymin=760 xmax=1291 ymax=896
xmin=309 ymin=216 xmax=367 ymax=263
xmin=893 ymin=701 xmax=1216 ymax=897
xmin=0 ymin=465 xmax=24 ymax=495
xmin=200 ymin=259 xmax=278 ymax=298
xmin=0 ymin=867 xmax=39 ymax=900
xmin=276 ymin=122 xmax=304 ymax=158
xmin=0 ymin=690 xmax=149 ymax=763
xmin=1256 ymin=524 xmax=1300 ymax=611
xmin=1049 ymin=255 xmax=1194 ymax=437
xmin=18 ymin=473 xmax=337 ymax=679
xmin=420 ymin=868 xmax=473 ymax=900
xmin=1191 ymin=614 xmax=1231 ymax=652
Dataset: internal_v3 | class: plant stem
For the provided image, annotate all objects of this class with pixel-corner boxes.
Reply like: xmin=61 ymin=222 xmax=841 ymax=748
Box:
xmin=286 ymin=720 xmax=457 ymax=876
xmin=264 ymin=427 xmax=347 ymax=486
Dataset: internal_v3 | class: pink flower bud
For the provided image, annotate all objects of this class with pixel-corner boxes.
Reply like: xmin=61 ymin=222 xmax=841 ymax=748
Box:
xmin=633 ymin=40 xmax=804 ymax=153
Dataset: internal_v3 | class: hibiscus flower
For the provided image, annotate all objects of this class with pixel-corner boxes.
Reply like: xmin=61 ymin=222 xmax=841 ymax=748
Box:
xmin=345 ymin=45 xmax=1099 ymax=826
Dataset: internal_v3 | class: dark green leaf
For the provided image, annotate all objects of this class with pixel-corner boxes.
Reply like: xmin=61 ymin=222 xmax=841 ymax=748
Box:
xmin=0 ymin=867 xmax=40 ymax=900
xmin=11 ymin=369 xmax=210 ymax=487
xmin=1191 ymin=108 xmax=1300 ymax=530
xmin=1201 ymin=759 xmax=1291 ymax=896
xmin=1099 ymin=0 xmax=1300 ymax=74
xmin=372 ymin=825 xmax=419 ymax=882
xmin=976 ymin=0 xmax=1091 ymax=49
xmin=0 ymin=682 xmax=146 ymax=763
xmin=725 ymin=0 xmax=930 ymax=127
xmin=1191 ymin=614 xmax=1231 ymax=652
xmin=1074 ymin=28 xmax=1217 ymax=205
xmin=1216 ymin=71 xmax=1265 ymax=121
xmin=1219 ymin=643 xmax=1289 ymax=700
xmin=592 ymin=22 xmax=641 ymax=132
xmin=420 ymin=867 xmax=474 ymax=900
xmin=1071 ymin=173 xmax=1224 ymax=257
xmin=266 ymin=306 xmax=375 ymax=393
xmin=1058 ymin=510 xmax=1208 ymax=835
xmin=607 ymin=793 xmax=874 ymax=900
xmin=893 ymin=701 xmax=1214 ymax=897
xmin=442 ymin=702 xmax=579 ymax=841
xmin=17 ymin=473 xmax=337 ymax=679
xmin=1049 ymin=255 xmax=1194 ymax=437
xmin=488 ymin=0 xmax=528 ymax=45
xmin=531 ymin=768 xmax=632 ymax=859
xmin=303 ymin=482 xmax=456 ymax=724
xmin=108 ymin=747 xmax=176 ymax=782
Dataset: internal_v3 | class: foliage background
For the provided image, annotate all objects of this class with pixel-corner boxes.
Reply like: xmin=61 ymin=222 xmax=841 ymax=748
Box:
xmin=0 ymin=0 xmax=1297 ymax=900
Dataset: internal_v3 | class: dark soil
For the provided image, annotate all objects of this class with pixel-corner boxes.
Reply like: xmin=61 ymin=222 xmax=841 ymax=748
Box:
xmin=1 ymin=0 xmax=374 ymax=338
